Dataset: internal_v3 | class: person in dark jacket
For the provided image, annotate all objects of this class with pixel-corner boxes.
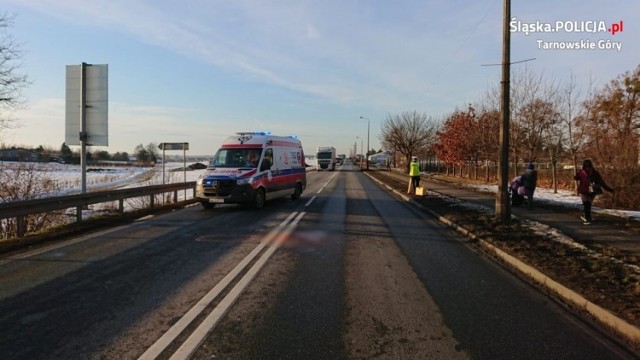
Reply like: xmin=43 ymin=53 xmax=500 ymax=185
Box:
xmin=521 ymin=163 xmax=538 ymax=209
xmin=574 ymin=159 xmax=614 ymax=224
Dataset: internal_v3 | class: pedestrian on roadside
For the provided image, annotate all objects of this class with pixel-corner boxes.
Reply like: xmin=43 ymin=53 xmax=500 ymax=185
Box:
xmin=510 ymin=175 xmax=525 ymax=206
xmin=407 ymin=156 xmax=420 ymax=194
xmin=574 ymin=159 xmax=614 ymax=225
xmin=521 ymin=163 xmax=538 ymax=209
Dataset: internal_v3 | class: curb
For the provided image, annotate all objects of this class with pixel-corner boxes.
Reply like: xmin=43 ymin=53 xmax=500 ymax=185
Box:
xmin=364 ymin=171 xmax=640 ymax=347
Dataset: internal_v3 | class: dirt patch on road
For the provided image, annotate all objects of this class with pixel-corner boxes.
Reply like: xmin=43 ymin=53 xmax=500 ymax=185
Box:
xmin=344 ymin=216 xmax=468 ymax=359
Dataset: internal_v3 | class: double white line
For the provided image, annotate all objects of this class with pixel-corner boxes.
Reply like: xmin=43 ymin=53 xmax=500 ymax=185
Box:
xmin=139 ymin=211 xmax=306 ymax=360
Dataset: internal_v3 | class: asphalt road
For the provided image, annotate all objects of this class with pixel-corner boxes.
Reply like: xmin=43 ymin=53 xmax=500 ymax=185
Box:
xmin=0 ymin=163 xmax=635 ymax=359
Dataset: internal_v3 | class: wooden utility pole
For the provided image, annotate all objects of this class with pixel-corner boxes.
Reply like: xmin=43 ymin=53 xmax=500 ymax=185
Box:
xmin=495 ymin=0 xmax=511 ymax=223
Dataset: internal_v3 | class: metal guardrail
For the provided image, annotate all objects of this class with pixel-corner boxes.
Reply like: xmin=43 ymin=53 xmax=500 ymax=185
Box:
xmin=0 ymin=182 xmax=197 ymax=238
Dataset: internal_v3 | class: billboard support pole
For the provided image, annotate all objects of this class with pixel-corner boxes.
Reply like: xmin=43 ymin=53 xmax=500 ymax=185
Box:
xmin=66 ymin=62 xmax=108 ymax=198
xmin=80 ymin=62 xmax=88 ymax=194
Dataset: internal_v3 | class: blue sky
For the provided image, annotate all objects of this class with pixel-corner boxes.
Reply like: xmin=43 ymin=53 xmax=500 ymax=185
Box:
xmin=2 ymin=0 xmax=638 ymax=156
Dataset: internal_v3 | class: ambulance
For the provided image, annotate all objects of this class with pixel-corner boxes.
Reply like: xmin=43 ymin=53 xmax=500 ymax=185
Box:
xmin=195 ymin=132 xmax=307 ymax=209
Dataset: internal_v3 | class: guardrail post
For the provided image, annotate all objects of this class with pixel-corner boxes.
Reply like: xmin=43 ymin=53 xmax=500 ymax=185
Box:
xmin=76 ymin=206 xmax=82 ymax=223
xmin=17 ymin=216 xmax=25 ymax=238
xmin=150 ymin=194 xmax=155 ymax=208
xmin=119 ymin=199 xmax=124 ymax=214
xmin=173 ymin=190 xmax=178 ymax=203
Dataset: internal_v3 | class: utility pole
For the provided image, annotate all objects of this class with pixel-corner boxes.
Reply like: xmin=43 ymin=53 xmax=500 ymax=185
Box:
xmin=495 ymin=0 xmax=511 ymax=223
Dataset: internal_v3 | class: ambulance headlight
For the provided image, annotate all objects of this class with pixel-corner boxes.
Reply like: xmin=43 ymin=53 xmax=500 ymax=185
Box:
xmin=237 ymin=177 xmax=252 ymax=185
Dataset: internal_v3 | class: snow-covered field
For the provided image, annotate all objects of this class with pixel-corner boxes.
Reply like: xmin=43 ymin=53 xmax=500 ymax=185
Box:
xmin=1 ymin=161 xmax=206 ymax=196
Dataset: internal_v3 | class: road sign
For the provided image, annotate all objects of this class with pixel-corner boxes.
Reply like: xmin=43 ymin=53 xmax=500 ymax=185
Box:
xmin=158 ymin=142 xmax=189 ymax=151
xmin=65 ymin=63 xmax=108 ymax=146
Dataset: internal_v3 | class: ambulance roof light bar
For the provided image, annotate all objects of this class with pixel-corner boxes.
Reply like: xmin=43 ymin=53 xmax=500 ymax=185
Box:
xmin=235 ymin=131 xmax=272 ymax=136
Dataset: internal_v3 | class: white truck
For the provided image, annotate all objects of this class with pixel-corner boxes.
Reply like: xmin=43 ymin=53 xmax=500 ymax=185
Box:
xmin=316 ymin=146 xmax=337 ymax=171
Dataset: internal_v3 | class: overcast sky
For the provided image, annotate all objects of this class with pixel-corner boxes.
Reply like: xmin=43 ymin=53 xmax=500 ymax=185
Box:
xmin=2 ymin=0 xmax=638 ymax=156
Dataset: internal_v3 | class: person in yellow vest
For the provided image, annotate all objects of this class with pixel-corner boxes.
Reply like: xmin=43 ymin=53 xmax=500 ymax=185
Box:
xmin=408 ymin=156 xmax=420 ymax=194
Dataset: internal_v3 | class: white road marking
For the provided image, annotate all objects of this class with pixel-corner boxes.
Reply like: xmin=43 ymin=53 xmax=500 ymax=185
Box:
xmin=138 ymin=211 xmax=305 ymax=360
xmin=316 ymin=172 xmax=338 ymax=194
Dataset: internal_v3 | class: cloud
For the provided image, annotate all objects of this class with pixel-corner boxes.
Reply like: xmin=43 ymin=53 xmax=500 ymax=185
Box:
xmin=7 ymin=0 xmax=640 ymax=119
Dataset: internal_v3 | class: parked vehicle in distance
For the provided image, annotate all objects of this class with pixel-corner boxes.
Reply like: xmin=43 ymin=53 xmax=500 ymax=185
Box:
xmin=195 ymin=132 xmax=306 ymax=209
xmin=368 ymin=151 xmax=392 ymax=167
xmin=316 ymin=146 xmax=337 ymax=171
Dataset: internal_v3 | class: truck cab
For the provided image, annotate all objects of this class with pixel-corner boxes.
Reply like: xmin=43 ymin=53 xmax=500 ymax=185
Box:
xmin=316 ymin=146 xmax=337 ymax=171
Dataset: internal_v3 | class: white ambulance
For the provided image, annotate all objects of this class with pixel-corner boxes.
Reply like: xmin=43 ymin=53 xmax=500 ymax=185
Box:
xmin=195 ymin=132 xmax=307 ymax=209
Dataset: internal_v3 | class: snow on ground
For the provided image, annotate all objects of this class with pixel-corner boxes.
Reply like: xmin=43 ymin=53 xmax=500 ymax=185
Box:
xmin=463 ymin=181 xmax=640 ymax=221
xmin=0 ymin=161 xmax=209 ymax=208
xmin=423 ymin=175 xmax=639 ymax=275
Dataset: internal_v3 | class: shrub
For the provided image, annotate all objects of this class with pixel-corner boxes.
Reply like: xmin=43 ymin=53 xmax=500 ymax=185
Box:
xmin=0 ymin=162 xmax=68 ymax=239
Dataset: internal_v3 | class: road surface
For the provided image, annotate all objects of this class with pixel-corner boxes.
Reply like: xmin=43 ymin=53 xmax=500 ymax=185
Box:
xmin=0 ymin=162 xmax=635 ymax=359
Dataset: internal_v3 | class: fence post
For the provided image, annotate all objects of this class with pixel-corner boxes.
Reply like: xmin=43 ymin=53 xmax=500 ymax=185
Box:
xmin=17 ymin=216 xmax=25 ymax=237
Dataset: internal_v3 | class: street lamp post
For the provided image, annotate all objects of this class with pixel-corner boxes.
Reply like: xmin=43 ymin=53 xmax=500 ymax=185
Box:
xmin=360 ymin=137 xmax=363 ymax=169
xmin=355 ymin=136 xmax=360 ymax=167
xmin=360 ymin=116 xmax=370 ymax=170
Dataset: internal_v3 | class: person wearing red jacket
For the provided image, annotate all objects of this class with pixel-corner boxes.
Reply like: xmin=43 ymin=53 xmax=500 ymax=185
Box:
xmin=574 ymin=159 xmax=614 ymax=224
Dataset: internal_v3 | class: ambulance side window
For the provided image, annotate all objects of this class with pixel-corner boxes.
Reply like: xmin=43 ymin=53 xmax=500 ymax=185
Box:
xmin=261 ymin=148 xmax=273 ymax=171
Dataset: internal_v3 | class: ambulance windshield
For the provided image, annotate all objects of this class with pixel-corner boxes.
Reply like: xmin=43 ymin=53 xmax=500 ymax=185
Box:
xmin=210 ymin=148 xmax=263 ymax=168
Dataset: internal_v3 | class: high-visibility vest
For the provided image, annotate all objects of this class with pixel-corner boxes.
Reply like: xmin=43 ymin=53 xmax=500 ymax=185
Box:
xmin=409 ymin=161 xmax=420 ymax=176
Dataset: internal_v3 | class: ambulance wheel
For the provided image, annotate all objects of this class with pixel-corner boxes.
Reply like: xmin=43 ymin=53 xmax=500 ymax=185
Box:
xmin=291 ymin=183 xmax=302 ymax=200
xmin=200 ymin=201 xmax=216 ymax=209
xmin=253 ymin=188 xmax=266 ymax=209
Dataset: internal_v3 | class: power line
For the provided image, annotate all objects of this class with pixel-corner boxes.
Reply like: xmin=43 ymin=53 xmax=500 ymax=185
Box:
xmin=425 ymin=0 xmax=500 ymax=93
xmin=481 ymin=57 xmax=537 ymax=67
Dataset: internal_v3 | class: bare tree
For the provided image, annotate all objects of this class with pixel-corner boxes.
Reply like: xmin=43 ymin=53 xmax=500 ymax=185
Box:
xmin=510 ymin=67 xmax=546 ymax=176
xmin=581 ymin=64 xmax=640 ymax=209
xmin=474 ymin=86 xmax=502 ymax=181
xmin=134 ymin=143 xmax=160 ymax=166
xmin=0 ymin=163 xmax=66 ymax=239
xmin=476 ymin=106 xmax=500 ymax=181
xmin=519 ymin=96 xmax=559 ymax=163
xmin=0 ymin=13 xmax=29 ymax=133
xmin=558 ymin=73 xmax=591 ymax=193
xmin=379 ymin=110 xmax=439 ymax=172
xmin=585 ymin=64 xmax=640 ymax=169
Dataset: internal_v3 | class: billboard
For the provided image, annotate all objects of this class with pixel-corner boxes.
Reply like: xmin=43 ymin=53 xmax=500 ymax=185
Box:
xmin=65 ymin=64 xmax=108 ymax=146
